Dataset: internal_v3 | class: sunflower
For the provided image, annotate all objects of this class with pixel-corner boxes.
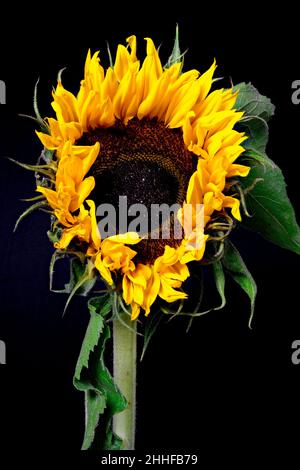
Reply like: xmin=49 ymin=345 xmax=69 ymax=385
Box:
xmin=35 ymin=35 xmax=250 ymax=320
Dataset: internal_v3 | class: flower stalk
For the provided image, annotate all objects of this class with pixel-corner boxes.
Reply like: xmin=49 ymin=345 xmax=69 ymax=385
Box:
xmin=113 ymin=312 xmax=137 ymax=450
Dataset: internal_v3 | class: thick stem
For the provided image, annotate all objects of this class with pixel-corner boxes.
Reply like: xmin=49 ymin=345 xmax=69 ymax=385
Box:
xmin=113 ymin=314 xmax=137 ymax=450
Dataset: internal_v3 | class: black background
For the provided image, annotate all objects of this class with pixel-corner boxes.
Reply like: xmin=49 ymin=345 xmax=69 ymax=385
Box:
xmin=0 ymin=7 xmax=299 ymax=467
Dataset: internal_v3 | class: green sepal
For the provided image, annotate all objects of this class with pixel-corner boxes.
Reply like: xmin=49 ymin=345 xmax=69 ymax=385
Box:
xmin=73 ymin=295 xmax=127 ymax=450
xmin=64 ymin=258 xmax=96 ymax=296
xmin=222 ymin=241 xmax=257 ymax=327
xmin=42 ymin=149 xmax=55 ymax=164
xmin=141 ymin=310 xmax=162 ymax=360
xmin=165 ymin=24 xmax=186 ymax=71
xmin=33 ymin=78 xmax=50 ymax=133
xmin=165 ymin=24 xmax=181 ymax=68
xmin=49 ymin=255 xmax=96 ymax=296
xmin=13 ymin=200 xmax=48 ymax=232
xmin=212 ymin=260 xmax=226 ymax=310
xmin=47 ymin=225 xmax=62 ymax=244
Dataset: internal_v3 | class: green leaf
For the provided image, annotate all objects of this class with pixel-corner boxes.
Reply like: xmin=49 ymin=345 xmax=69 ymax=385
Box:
xmin=234 ymin=84 xmax=300 ymax=254
xmin=222 ymin=241 xmax=257 ymax=327
xmin=233 ymin=82 xmax=275 ymax=154
xmin=74 ymin=296 xmax=110 ymax=380
xmin=212 ymin=260 xmax=226 ymax=310
xmin=73 ymin=295 xmax=127 ymax=450
xmin=240 ymin=151 xmax=300 ymax=255
xmin=88 ymin=295 xmax=112 ymax=317
xmin=238 ymin=116 xmax=269 ymax=154
xmin=233 ymin=82 xmax=275 ymax=121
xmin=239 ymin=148 xmax=268 ymax=167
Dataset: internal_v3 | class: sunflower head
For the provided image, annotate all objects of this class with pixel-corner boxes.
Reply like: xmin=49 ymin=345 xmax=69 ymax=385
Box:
xmin=34 ymin=33 xmax=250 ymax=319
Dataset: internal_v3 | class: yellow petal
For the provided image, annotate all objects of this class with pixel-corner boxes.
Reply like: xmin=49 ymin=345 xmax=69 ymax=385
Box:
xmin=166 ymin=80 xmax=201 ymax=128
xmin=53 ymin=81 xmax=79 ymax=123
xmin=114 ymin=44 xmax=132 ymax=81
xmin=36 ymin=186 xmax=58 ymax=209
xmin=144 ymin=37 xmax=163 ymax=78
xmin=222 ymin=196 xmax=241 ymax=221
xmin=159 ymin=278 xmax=187 ymax=303
xmin=81 ymin=142 xmax=100 ymax=175
xmin=94 ymin=253 xmax=113 ymax=285
xmin=143 ymin=270 xmax=160 ymax=316
xmin=127 ymin=35 xmax=137 ymax=61
xmin=36 ymin=131 xmax=61 ymax=150
xmin=122 ymin=274 xmax=134 ymax=304
xmin=86 ymin=199 xmax=101 ymax=250
xmin=71 ymin=176 xmax=95 ymax=211
xmin=107 ymin=232 xmax=141 ymax=245
xmin=131 ymin=302 xmax=141 ymax=320
xmin=197 ymin=60 xmax=217 ymax=103
xmin=227 ymin=163 xmax=250 ymax=178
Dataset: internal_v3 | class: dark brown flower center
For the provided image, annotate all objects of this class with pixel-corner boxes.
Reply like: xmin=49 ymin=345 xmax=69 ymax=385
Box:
xmin=80 ymin=118 xmax=197 ymax=263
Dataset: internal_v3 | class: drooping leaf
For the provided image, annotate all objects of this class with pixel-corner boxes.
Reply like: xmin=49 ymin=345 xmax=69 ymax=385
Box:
xmin=73 ymin=295 xmax=127 ymax=450
xmin=240 ymin=150 xmax=300 ymax=255
xmin=222 ymin=241 xmax=257 ymax=327
xmin=212 ymin=260 xmax=226 ymax=310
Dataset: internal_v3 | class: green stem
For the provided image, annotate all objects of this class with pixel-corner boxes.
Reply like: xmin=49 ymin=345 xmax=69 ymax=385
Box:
xmin=113 ymin=314 xmax=137 ymax=450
